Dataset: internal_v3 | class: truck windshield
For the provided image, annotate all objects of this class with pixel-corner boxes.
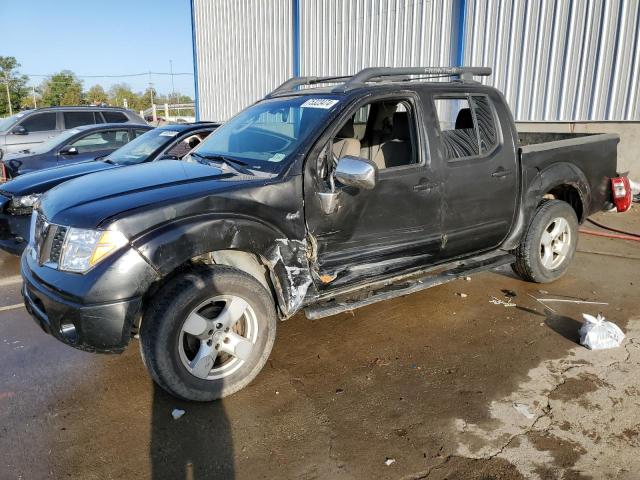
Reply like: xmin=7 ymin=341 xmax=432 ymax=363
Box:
xmin=191 ymin=95 xmax=341 ymax=173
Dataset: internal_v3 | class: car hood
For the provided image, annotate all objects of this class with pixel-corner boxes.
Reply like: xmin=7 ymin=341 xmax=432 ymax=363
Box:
xmin=0 ymin=161 xmax=116 ymax=196
xmin=39 ymin=160 xmax=256 ymax=228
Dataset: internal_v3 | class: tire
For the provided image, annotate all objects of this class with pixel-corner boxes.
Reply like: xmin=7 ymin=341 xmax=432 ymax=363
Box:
xmin=140 ymin=265 xmax=277 ymax=401
xmin=512 ymin=200 xmax=579 ymax=283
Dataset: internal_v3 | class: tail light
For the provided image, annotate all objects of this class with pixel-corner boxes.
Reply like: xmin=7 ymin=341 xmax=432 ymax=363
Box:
xmin=611 ymin=176 xmax=631 ymax=213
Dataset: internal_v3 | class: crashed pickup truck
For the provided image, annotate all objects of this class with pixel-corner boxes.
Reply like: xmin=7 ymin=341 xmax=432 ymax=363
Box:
xmin=21 ymin=67 xmax=631 ymax=401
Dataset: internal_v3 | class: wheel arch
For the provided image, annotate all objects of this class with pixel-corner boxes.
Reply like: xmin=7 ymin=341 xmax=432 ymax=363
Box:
xmin=502 ymin=161 xmax=590 ymax=250
xmin=133 ymin=215 xmax=313 ymax=320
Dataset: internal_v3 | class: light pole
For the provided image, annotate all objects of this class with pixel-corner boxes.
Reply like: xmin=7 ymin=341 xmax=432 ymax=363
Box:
xmin=3 ymin=72 xmax=12 ymax=116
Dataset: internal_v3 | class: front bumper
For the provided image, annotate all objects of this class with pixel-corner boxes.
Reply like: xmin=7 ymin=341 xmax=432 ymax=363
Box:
xmin=21 ymin=246 xmax=158 ymax=353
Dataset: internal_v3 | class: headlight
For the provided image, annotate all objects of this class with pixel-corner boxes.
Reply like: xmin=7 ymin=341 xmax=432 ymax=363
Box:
xmin=10 ymin=193 xmax=42 ymax=211
xmin=59 ymin=228 xmax=128 ymax=273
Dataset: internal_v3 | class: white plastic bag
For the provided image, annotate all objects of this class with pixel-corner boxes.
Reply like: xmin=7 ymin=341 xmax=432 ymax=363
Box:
xmin=579 ymin=313 xmax=625 ymax=350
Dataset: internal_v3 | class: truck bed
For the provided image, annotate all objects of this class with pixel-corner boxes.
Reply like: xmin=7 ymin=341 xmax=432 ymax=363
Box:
xmin=518 ymin=132 xmax=619 ymax=219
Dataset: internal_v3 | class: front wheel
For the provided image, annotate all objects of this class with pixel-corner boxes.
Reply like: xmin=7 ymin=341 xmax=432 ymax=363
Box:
xmin=140 ymin=265 xmax=277 ymax=401
xmin=512 ymin=200 xmax=579 ymax=283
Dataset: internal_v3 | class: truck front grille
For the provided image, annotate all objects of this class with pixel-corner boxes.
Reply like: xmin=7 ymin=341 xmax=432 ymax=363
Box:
xmin=31 ymin=212 xmax=67 ymax=267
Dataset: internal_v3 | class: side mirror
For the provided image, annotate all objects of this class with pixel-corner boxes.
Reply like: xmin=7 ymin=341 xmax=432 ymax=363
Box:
xmin=334 ymin=156 xmax=378 ymax=190
xmin=59 ymin=146 xmax=78 ymax=156
xmin=11 ymin=125 xmax=27 ymax=135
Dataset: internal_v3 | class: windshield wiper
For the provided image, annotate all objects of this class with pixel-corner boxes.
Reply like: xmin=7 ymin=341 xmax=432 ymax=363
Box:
xmin=100 ymin=157 xmax=116 ymax=164
xmin=190 ymin=152 xmax=254 ymax=175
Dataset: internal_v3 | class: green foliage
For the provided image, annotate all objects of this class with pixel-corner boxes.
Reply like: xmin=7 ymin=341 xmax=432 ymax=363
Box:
xmin=40 ymin=71 xmax=84 ymax=106
xmin=86 ymin=84 xmax=108 ymax=105
xmin=0 ymin=57 xmax=194 ymax=117
xmin=0 ymin=56 xmax=31 ymax=115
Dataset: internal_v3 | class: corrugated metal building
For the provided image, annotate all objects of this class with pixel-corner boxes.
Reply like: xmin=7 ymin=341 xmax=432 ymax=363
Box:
xmin=190 ymin=0 xmax=640 ymax=123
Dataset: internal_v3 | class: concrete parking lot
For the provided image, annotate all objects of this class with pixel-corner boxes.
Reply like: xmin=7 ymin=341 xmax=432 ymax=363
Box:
xmin=1 ymin=207 xmax=639 ymax=480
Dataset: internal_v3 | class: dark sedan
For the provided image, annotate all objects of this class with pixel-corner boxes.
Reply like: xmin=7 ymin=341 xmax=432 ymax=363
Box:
xmin=0 ymin=123 xmax=152 ymax=180
xmin=0 ymin=122 xmax=219 ymax=254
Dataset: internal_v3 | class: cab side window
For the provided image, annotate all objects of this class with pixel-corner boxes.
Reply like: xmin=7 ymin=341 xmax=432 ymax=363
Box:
xmin=433 ymin=95 xmax=498 ymax=160
xmin=20 ymin=113 xmax=57 ymax=132
xmin=69 ymin=130 xmax=130 ymax=153
xmin=331 ymin=99 xmax=417 ymax=170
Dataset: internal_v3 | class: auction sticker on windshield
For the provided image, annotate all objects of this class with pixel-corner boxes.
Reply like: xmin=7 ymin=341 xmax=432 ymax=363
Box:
xmin=160 ymin=131 xmax=179 ymax=137
xmin=301 ymin=99 xmax=339 ymax=109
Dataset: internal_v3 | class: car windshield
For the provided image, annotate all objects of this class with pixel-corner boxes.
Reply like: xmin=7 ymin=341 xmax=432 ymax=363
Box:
xmin=106 ymin=128 xmax=178 ymax=165
xmin=0 ymin=111 xmax=29 ymax=131
xmin=191 ymin=95 xmax=341 ymax=173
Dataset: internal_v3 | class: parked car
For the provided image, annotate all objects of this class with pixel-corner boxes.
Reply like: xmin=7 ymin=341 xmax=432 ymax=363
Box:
xmin=0 ymin=123 xmax=152 ymax=179
xmin=21 ymin=67 xmax=631 ymax=401
xmin=0 ymin=122 xmax=218 ymax=254
xmin=0 ymin=106 xmax=146 ymax=161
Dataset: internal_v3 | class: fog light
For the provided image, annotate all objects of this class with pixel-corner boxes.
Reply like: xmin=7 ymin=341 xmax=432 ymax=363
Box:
xmin=60 ymin=323 xmax=78 ymax=343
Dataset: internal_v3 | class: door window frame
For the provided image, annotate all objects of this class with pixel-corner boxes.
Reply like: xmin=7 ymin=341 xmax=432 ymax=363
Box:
xmin=431 ymin=93 xmax=502 ymax=164
xmin=65 ymin=128 xmax=130 ymax=154
xmin=308 ymin=91 xmax=428 ymax=182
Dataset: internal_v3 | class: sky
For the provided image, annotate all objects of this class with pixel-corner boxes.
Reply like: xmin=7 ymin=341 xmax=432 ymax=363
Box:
xmin=0 ymin=0 xmax=196 ymax=97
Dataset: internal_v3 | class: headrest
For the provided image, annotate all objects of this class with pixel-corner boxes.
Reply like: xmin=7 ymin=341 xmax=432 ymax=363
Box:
xmin=336 ymin=117 xmax=355 ymax=138
xmin=392 ymin=112 xmax=410 ymax=140
xmin=455 ymin=108 xmax=474 ymax=129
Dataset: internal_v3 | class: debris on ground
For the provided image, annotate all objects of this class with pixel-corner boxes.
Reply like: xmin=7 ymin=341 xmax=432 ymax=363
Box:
xmin=464 ymin=276 xmax=471 ymax=281
xmin=171 ymin=409 xmax=185 ymax=420
xmin=456 ymin=292 xmax=468 ymax=298
xmin=580 ymin=313 xmax=625 ymax=350
xmin=501 ymin=289 xmax=517 ymax=298
xmin=335 ymin=388 xmax=344 ymax=395
xmin=384 ymin=458 xmax=396 ymax=466
xmin=512 ymin=402 xmax=536 ymax=419
xmin=489 ymin=296 xmax=516 ymax=307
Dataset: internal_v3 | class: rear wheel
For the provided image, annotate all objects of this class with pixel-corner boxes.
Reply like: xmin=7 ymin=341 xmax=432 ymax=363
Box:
xmin=140 ymin=265 xmax=277 ymax=401
xmin=512 ymin=200 xmax=578 ymax=283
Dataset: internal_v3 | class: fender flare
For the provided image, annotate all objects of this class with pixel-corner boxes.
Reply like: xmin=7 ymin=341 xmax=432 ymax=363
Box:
xmin=502 ymin=162 xmax=590 ymax=250
xmin=132 ymin=214 xmax=313 ymax=318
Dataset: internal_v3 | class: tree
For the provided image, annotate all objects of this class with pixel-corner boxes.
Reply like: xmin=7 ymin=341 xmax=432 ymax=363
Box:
xmin=40 ymin=71 xmax=84 ymax=106
xmin=0 ymin=56 xmax=30 ymax=116
xmin=86 ymin=84 xmax=108 ymax=105
xmin=108 ymin=83 xmax=143 ymax=110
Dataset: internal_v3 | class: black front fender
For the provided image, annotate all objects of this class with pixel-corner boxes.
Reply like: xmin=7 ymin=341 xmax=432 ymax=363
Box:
xmin=133 ymin=214 xmax=313 ymax=318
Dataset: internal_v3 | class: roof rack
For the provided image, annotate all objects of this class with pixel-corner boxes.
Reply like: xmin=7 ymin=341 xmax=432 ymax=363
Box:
xmin=267 ymin=66 xmax=491 ymax=96
xmin=267 ymin=75 xmax=352 ymax=97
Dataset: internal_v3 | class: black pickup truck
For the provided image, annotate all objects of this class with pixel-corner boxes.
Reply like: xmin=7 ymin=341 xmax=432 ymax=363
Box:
xmin=21 ymin=67 xmax=631 ymax=401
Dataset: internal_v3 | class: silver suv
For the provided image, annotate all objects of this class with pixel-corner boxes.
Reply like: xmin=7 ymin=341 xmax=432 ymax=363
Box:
xmin=0 ymin=106 xmax=146 ymax=159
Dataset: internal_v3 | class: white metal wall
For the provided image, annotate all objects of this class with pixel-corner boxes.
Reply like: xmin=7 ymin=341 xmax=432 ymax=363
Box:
xmin=192 ymin=0 xmax=293 ymax=121
xmin=299 ymin=0 xmax=456 ymax=76
xmin=463 ymin=0 xmax=640 ymax=121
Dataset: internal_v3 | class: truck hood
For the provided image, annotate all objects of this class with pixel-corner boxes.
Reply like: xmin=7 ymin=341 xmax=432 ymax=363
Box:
xmin=0 ymin=161 xmax=116 ymax=196
xmin=39 ymin=160 xmax=253 ymax=228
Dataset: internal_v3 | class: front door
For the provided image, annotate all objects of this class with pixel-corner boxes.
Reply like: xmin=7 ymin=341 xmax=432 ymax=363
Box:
xmin=304 ymin=94 xmax=442 ymax=290
xmin=431 ymin=93 xmax=518 ymax=258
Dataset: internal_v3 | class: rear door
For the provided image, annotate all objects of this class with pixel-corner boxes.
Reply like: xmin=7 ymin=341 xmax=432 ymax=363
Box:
xmin=431 ymin=93 xmax=517 ymax=257
xmin=62 ymin=111 xmax=97 ymax=129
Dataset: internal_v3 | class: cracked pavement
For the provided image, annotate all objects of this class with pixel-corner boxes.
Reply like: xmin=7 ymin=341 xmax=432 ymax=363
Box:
xmin=0 ymin=206 xmax=639 ymax=479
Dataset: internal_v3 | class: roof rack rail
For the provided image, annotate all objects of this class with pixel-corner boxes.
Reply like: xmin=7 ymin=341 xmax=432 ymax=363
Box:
xmin=267 ymin=66 xmax=492 ymax=96
xmin=267 ymin=75 xmax=352 ymax=97
xmin=333 ymin=66 xmax=492 ymax=92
